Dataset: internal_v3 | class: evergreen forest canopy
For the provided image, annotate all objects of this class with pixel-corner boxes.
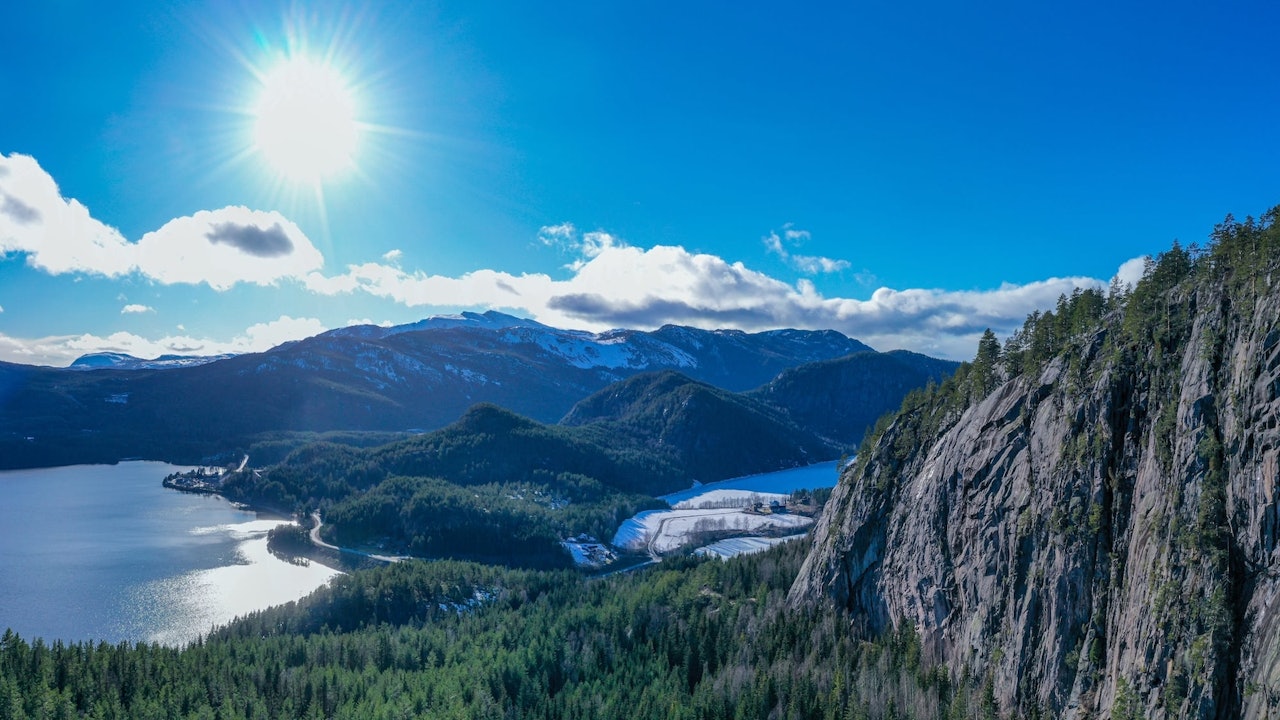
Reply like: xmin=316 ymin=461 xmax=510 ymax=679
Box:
xmin=0 ymin=544 xmax=999 ymax=720
xmin=3 ymin=206 xmax=1278 ymax=719
xmin=224 ymin=404 xmax=676 ymax=568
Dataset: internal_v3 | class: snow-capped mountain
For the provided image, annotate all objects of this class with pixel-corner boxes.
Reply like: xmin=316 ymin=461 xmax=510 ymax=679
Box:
xmin=69 ymin=352 xmax=235 ymax=370
xmin=321 ymin=311 xmax=868 ymax=383
xmin=0 ymin=312 xmax=894 ymax=468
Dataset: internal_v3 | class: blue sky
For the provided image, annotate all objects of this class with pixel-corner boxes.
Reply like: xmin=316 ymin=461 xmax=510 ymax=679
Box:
xmin=1 ymin=1 xmax=1277 ymax=365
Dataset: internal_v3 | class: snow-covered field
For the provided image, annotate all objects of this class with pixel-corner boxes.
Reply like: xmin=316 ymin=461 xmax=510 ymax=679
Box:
xmin=693 ymin=534 xmax=805 ymax=559
xmin=604 ymin=461 xmax=843 ymax=561
xmin=611 ymin=507 xmax=812 ymax=555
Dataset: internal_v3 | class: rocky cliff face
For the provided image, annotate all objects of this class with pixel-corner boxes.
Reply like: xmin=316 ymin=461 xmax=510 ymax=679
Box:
xmin=791 ymin=222 xmax=1280 ymax=719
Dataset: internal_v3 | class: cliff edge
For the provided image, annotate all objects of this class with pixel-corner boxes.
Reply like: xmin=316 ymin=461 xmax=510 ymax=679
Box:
xmin=791 ymin=210 xmax=1280 ymax=719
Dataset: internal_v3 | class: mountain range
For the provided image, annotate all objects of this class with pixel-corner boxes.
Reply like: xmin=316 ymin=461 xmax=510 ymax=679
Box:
xmin=68 ymin=352 xmax=235 ymax=370
xmin=0 ymin=311 xmax=951 ymax=469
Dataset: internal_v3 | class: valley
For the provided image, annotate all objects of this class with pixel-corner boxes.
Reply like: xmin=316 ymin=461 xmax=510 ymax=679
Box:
xmin=0 ymin=316 xmax=933 ymax=650
xmin=9 ymin=319 xmax=945 ymax=573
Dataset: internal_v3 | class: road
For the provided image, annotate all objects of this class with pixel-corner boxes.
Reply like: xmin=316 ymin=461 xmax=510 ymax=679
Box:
xmin=592 ymin=558 xmax=657 ymax=579
xmin=310 ymin=512 xmax=409 ymax=564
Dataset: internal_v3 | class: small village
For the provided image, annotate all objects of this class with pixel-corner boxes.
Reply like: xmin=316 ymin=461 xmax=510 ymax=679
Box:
xmin=161 ymin=467 xmax=224 ymax=495
xmin=161 ymin=455 xmax=250 ymax=495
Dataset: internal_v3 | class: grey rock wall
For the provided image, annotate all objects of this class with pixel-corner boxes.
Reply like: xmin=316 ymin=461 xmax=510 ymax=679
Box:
xmin=792 ymin=278 xmax=1280 ymax=719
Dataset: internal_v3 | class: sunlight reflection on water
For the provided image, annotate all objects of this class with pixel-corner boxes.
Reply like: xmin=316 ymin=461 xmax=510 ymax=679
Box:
xmin=0 ymin=462 xmax=340 ymax=646
xmin=138 ymin=521 xmax=340 ymax=646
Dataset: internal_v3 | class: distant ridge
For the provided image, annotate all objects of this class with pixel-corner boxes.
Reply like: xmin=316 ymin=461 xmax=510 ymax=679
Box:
xmin=747 ymin=349 xmax=957 ymax=446
xmin=327 ymin=311 xmax=549 ymax=340
xmin=69 ymin=352 xmax=234 ymax=371
xmin=561 ymin=370 xmax=839 ymax=482
xmin=0 ymin=312 xmax=936 ymax=469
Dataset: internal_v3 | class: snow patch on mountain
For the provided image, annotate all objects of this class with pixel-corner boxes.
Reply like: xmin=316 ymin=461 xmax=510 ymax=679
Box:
xmin=528 ymin=330 xmax=640 ymax=369
xmin=70 ymin=352 xmax=234 ymax=370
xmin=443 ymin=363 xmax=495 ymax=385
xmin=323 ymin=311 xmax=546 ymax=341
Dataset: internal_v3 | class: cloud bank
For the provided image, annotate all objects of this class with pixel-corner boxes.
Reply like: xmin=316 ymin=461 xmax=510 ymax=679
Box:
xmin=0 ymin=315 xmax=328 ymax=367
xmin=0 ymin=152 xmax=1147 ymax=365
xmin=0 ymin=152 xmax=323 ymax=289
xmin=305 ymin=222 xmax=1133 ymax=360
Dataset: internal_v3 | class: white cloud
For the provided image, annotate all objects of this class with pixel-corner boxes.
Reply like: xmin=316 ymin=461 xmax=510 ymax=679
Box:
xmin=579 ymin=231 xmax=620 ymax=259
xmin=0 ymin=155 xmax=1153 ymax=365
xmin=240 ymin=315 xmax=328 ymax=349
xmin=762 ymin=225 xmax=849 ymax=275
xmin=538 ymin=222 xmax=576 ymax=247
xmin=304 ymin=235 xmax=1139 ymax=360
xmin=346 ymin=318 xmax=393 ymax=328
xmin=0 ymin=152 xmax=324 ymax=289
xmin=133 ymin=207 xmax=323 ymax=290
xmin=121 ymin=304 xmax=154 ymax=314
xmin=790 ymin=254 xmax=851 ymax=274
xmin=0 ymin=315 xmax=327 ymax=367
xmin=0 ymin=153 xmax=136 ymax=277
xmin=1112 ymin=256 xmax=1149 ymax=291
xmin=852 ymin=269 xmax=878 ymax=287
xmin=763 ymin=232 xmax=785 ymax=256
xmin=536 ymin=223 xmax=626 ymax=271
xmin=783 ymin=225 xmax=810 ymax=243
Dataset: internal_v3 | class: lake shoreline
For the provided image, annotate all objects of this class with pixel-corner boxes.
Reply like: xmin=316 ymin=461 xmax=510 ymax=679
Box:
xmin=0 ymin=461 xmax=341 ymax=646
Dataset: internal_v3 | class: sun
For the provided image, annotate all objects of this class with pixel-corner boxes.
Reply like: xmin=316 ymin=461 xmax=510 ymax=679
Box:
xmin=252 ymin=57 xmax=359 ymax=182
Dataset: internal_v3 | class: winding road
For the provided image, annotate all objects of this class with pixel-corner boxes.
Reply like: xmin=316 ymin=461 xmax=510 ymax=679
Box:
xmin=310 ymin=512 xmax=409 ymax=564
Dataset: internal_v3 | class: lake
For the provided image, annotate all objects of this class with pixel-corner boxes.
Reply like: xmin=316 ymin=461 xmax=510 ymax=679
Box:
xmin=659 ymin=460 xmax=842 ymax=505
xmin=0 ymin=462 xmax=340 ymax=646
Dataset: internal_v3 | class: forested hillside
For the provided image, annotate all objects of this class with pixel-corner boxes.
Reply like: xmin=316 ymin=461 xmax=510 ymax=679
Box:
xmin=561 ymin=370 xmax=840 ymax=481
xmin=216 ymin=342 xmax=954 ymax=568
xmin=221 ymin=389 xmax=836 ymax=567
xmin=748 ymin=350 xmax=957 ymax=447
